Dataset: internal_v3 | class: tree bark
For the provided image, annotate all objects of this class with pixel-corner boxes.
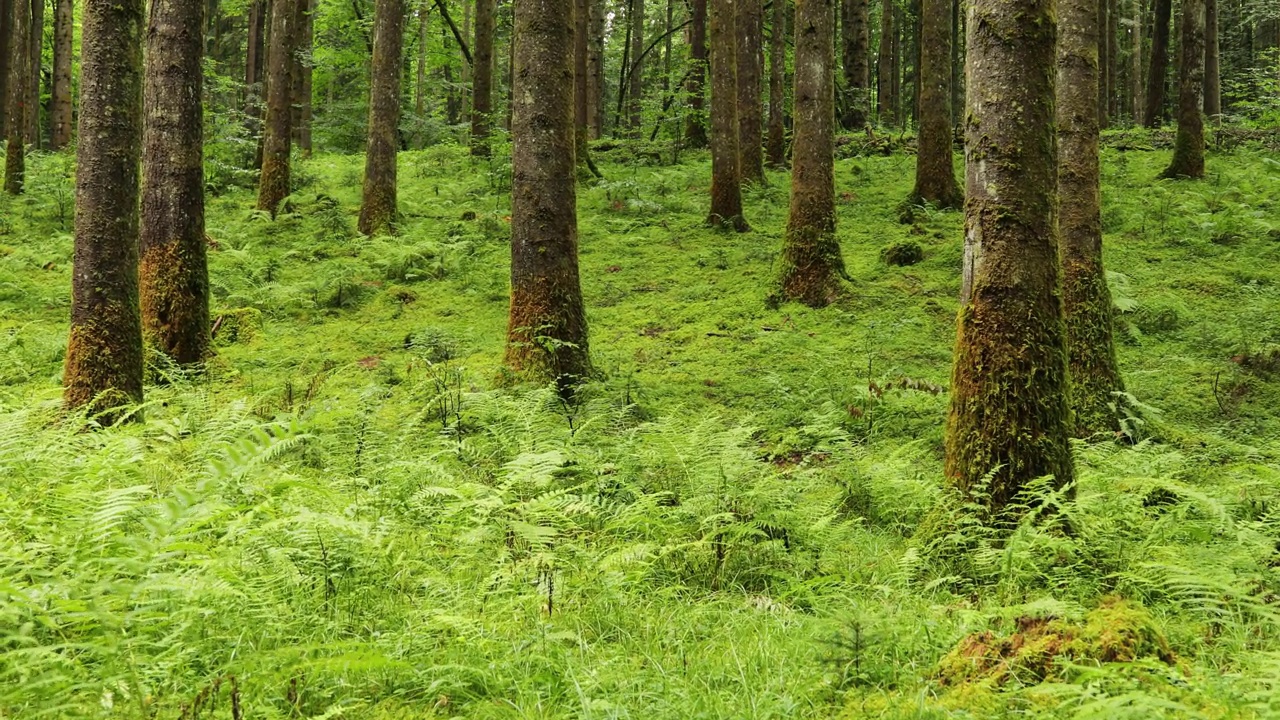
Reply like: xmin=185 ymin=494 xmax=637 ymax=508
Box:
xmin=839 ymin=0 xmax=868 ymax=129
xmin=1143 ymin=0 xmax=1170 ymax=126
xmin=1161 ymin=0 xmax=1204 ymax=178
xmin=504 ymin=0 xmax=590 ymax=390
xmin=684 ymin=0 xmax=708 ymax=146
xmin=256 ymin=0 xmax=294 ymax=215
xmin=50 ymin=0 xmax=71 ymax=148
xmin=1097 ymin=0 xmax=1109 ymax=126
xmin=708 ymin=0 xmax=746 ymax=229
xmin=5 ymin=0 xmax=27 ymax=194
xmin=574 ymin=0 xmax=596 ymax=170
xmin=765 ymin=0 xmax=786 ymax=166
xmin=627 ymin=0 xmax=645 ymax=131
xmin=587 ymin=0 xmax=605 ymax=138
xmin=909 ymin=0 xmax=959 ymax=208
xmin=471 ymin=0 xmax=494 ymax=155
xmin=0 ymin=0 xmax=11 ymax=139
xmin=141 ymin=0 xmax=208 ymax=366
xmin=1131 ymin=0 xmax=1142 ymax=122
xmin=876 ymin=0 xmax=896 ymax=124
xmin=1203 ymin=0 xmax=1219 ymax=116
xmin=358 ymin=0 xmax=404 ymax=235
xmin=776 ymin=0 xmax=843 ymax=307
xmin=1059 ymin=0 xmax=1124 ymax=436
xmin=64 ymin=0 xmax=145 ymax=421
xmin=244 ymin=0 xmax=265 ymax=134
xmin=414 ymin=1 xmax=427 ymax=146
xmin=291 ymin=0 xmax=314 ymax=155
xmin=26 ymin=0 xmax=41 ymax=147
xmin=736 ymin=0 xmax=763 ymax=181
xmin=946 ymin=0 xmax=1074 ymax=512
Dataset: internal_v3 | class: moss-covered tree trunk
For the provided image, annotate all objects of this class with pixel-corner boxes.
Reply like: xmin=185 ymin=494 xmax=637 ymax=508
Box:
xmin=1203 ymin=0 xmax=1220 ymax=117
xmin=504 ymin=0 xmax=591 ymax=390
xmin=945 ymin=0 xmax=1073 ymax=512
xmin=736 ymin=0 xmax=763 ymax=182
xmin=50 ymin=0 xmax=72 ymax=148
xmin=765 ymin=0 xmax=786 ymax=166
xmin=0 ymin=0 xmax=10 ymax=139
xmin=1059 ymin=0 xmax=1125 ymax=436
xmin=63 ymin=0 xmax=145 ymax=420
xmin=4 ymin=0 xmax=27 ymax=194
xmin=876 ymin=0 xmax=896 ymax=125
xmin=839 ymin=0 xmax=868 ymax=129
xmin=1143 ymin=0 xmax=1171 ymax=127
xmin=908 ymin=0 xmax=960 ymax=209
xmin=140 ymin=0 xmax=209 ymax=366
xmin=358 ymin=0 xmax=404 ymax=236
xmin=471 ymin=0 xmax=494 ymax=156
xmin=776 ymin=0 xmax=844 ymax=307
xmin=256 ymin=0 xmax=295 ymax=216
xmin=684 ymin=0 xmax=708 ymax=147
xmin=291 ymin=0 xmax=314 ymax=156
xmin=708 ymin=0 xmax=747 ymax=229
xmin=1161 ymin=0 xmax=1205 ymax=179
xmin=627 ymin=0 xmax=645 ymax=132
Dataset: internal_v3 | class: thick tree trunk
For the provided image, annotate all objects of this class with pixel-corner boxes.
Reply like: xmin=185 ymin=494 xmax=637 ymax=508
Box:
xmin=765 ymin=0 xmax=786 ymax=166
xmin=64 ymin=0 xmax=146 ymax=420
xmin=909 ymin=0 xmax=960 ymax=208
xmin=1161 ymin=0 xmax=1204 ymax=178
xmin=776 ymin=0 xmax=843 ymax=307
xmin=1059 ymin=0 xmax=1124 ymax=436
xmin=839 ymin=0 xmax=868 ymax=129
xmin=1143 ymin=0 xmax=1171 ymax=126
xmin=504 ymin=0 xmax=590 ymax=389
xmin=1203 ymin=0 xmax=1219 ymax=116
xmin=471 ymin=0 xmax=494 ymax=155
xmin=876 ymin=0 xmax=896 ymax=124
xmin=735 ymin=0 xmax=763 ymax=181
xmin=292 ymin=0 xmax=313 ymax=155
xmin=358 ymin=0 xmax=404 ymax=235
xmin=708 ymin=0 xmax=746 ymax=229
xmin=946 ymin=0 xmax=1074 ymax=511
xmin=141 ymin=0 xmax=208 ymax=366
xmin=50 ymin=0 xmax=71 ymax=148
xmin=684 ymin=0 xmax=708 ymax=146
xmin=5 ymin=0 xmax=27 ymax=194
xmin=256 ymin=0 xmax=294 ymax=215
xmin=587 ymin=0 xmax=605 ymax=138
xmin=26 ymin=0 xmax=41 ymax=147
xmin=627 ymin=0 xmax=645 ymax=131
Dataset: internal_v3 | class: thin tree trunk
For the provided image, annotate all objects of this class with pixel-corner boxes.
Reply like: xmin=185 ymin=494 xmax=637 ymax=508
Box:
xmin=26 ymin=0 xmax=41 ymax=147
xmin=574 ymin=0 xmax=600 ymax=173
xmin=1107 ymin=0 xmax=1118 ymax=118
xmin=141 ymin=0 xmax=208 ymax=366
xmin=415 ymin=1 xmax=427 ymax=146
xmin=5 ymin=0 xmax=28 ymax=194
xmin=1143 ymin=0 xmax=1170 ymax=126
xmin=1161 ymin=0 xmax=1204 ymax=178
xmin=504 ymin=0 xmax=590 ymax=389
xmin=244 ymin=0 xmax=265 ymax=123
xmin=946 ymin=0 xmax=1073 ymax=511
xmin=628 ymin=0 xmax=645 ymax=131
xmin=0 ymin=0 xmax=11 ymax=139
xmin=588 ymin=0 xmax=605 ymax=137
xmin=776 ymin=0 xmax=843 ymax=307
xmin=684 ymin=0 xmax=708 ymax=146
xmin=471 ymin=0 xmax=494 ymax=155
xmin=50 ymin=0 xmax=71 ymax=147
xmin=1203 ymin=0 xmax=1219 ymax=116
xmin=64 ymin=0 xmax=146 ymax=421
xmin=460 ymin=0 xmax=471 ymax=120
xmin=1097 ymin=0 xmax=1109 ymax=125
xmin=736 ymin=0 xmax=763 ymax=182
xmin=765 ymin=0 xmax=786 ymax=165
xmin=1132 ymin=0 xmax=1143 ymax=122
xmin=909 ymin=0 xmax=959 ymax=208
xmin=876 ymin=0 xmax=896 ymax=124
xmin=358 ymin=0 xmax=404 ymax=235
xmin=839 ymin=0 xmax=868 ymax=129
xmin=708 ymin=0 xmax=746 ymax=229
xmin=256 ymin=0 xmax=295 ymax=215
xmin=292 ymin=0 xmax=313 ymax=155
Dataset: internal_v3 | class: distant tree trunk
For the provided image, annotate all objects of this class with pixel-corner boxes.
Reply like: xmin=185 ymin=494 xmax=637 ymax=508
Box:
xmin=909 ymin=0 xmax=959 ymax=208
xmin=839 ymin=0 xmax=868 ymax=129
xmin=765 ymin=0 xmax=786 ymax=166
xmin=0 ymin=0 xmax=11 ymax=139
xmin=574 ymin=0 xmax=599 ymax=173
xmin=415 ymin=1 xmax=427 ymax=146
xmin=684 ymin=0 xmax=708 ymax=146
xmin=504 ymin=0 xmax=591 ymax=389
xmin=905 ymin=0 xmax=919 ymax=124
xmin=1132 ymin=0 xmax=1143 ymax=121
xmin=587 ymin=0 xmax=605 ymax=137
xmin=708 ymin=0 xmax=746 ymax=229
xmin=292 ymin=0 xmax=314 ymax=155
xmin=1203 ymin=0 xmax=1219 ymax=116
xmin=358 ymin=0 xmax=404 ymax=235
xmin=63 ymin=0 xmax=146 ymax=420
xmin=443 ymin=24 xmax=460 ymax=124
xmin=627 ymin=0 xmax=646 ymax=131
xmin=946 ymin=0 xmax=1073 ymax=511
xmin=736 ymin=0 xmax=763 ymax=181
xmin=1143 ymin=0 xmax=1171 ymax=126
xmin=876 ymin=0 xmax=896 ymax=124
xmin=776 ymin=0 xmax=843 ymax=306
xmin=471 ymin=0 xmax=494 ymax=155
xmin=26 ymin=0 xmax=41 ymax=147
xmin=141 ymin=0 xmax=208 ymax=366
xmin=1097 ymin=0 xmax=1109 ymax=126
xmin=50 ymin=0 xmax=71 ymax=148
xmin=1161 ymin=0 xmax=1204 ymax=178
xmin=256 ymin=0 xmax=294 ymax=215
xmin=460 ymin=0 xmax=471 ymax=120
xmin=5 ymin=0 xmax=28 ymax=194
xmin=244 ymin=0 xmax=265 ymax=122
xmin=1107 ymin=0 xmax=1118 ymax=117
xmin=1059 ymin=0 xmax=1124 ymax=436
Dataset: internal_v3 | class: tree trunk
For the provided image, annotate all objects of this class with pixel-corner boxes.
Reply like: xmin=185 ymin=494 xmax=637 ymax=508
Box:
xmin=708 ymin=0 xmax=746 ymax=229
xmin=627 ymin=0 xmax=645 ymax=131
xmin=64 ymin=0 xmax=145 ymax=421
xmin=244 ymin=0 xmax=265 ymax=131
xmin=776 ymin=0 xmax=843 ymax=306
xmin=256 ymin=0 xmax=294 ymax=215
xmin=1097 ymin=0 xmax=1109 ymax=126
xmin=414 ymin=1 xmax=427 ymax=146
xmin=141 ymin=0 xmax=208 ymax=366
xmin=26 ymin=0 xmax=41 ymax=147
xmin=839 ymin=0 xmax=868 ymax=129
xmin=574 ymin=0 xmax=593 ymax=168
xmin=504 ymin=0 xmax=590 ymax=390
xmin=1143 ymin=0 xmax=1170 ymax=126
xmin=292 ymin=0 xmax=313 ymax=155
xmin=587 ymin=0 xmax=605 ymax=138
xmin=460 ymin=0 xmax=471 ymax=120
xmin=909 ymin=0 xmax=959 ymax=208
xmin=736 ymin=0 xmax=763 ymax=181
xmin=0 ymin=0 xmax=11 ymax=139
xmin=1161 ymin=0 xmax=1204 ymax=178
xmin=1131 ymin=0 xmax=1142 ymax=122
xmin=1107 ymin=0 xmax=1117 ymax=118
xmin=765 ymin=0 xmax=786 ymax=166
xmin=1059 ymin=0 xmax=1124 ymax=436
xmin=358 ymin=0 xmax=404 ymax=235
xmin=1203 ymin=0 xmax=1219 ymax=116
xmin=684 ymin=0 xmax=708 ymax=146
xmin=471 ymin=0 xmax=494 ymax=155
xmin=50 ymin=0 xmax=71 ymax=148
xmin=5 ymin=0 xmax=28 ymax=194
xmin=946 ymin=0 xmax=1073 ymax=512
xmin=876 ymin=0 xmax=896 ymax=124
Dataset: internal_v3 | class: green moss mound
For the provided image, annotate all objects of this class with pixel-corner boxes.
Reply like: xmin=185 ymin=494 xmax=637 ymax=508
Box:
xmin=881 ymin=240 xmax=925 ymax=267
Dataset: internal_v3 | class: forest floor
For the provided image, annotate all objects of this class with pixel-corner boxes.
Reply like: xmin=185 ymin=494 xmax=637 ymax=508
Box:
xmin=2 ymin=135 xmax=1280 ymax=718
